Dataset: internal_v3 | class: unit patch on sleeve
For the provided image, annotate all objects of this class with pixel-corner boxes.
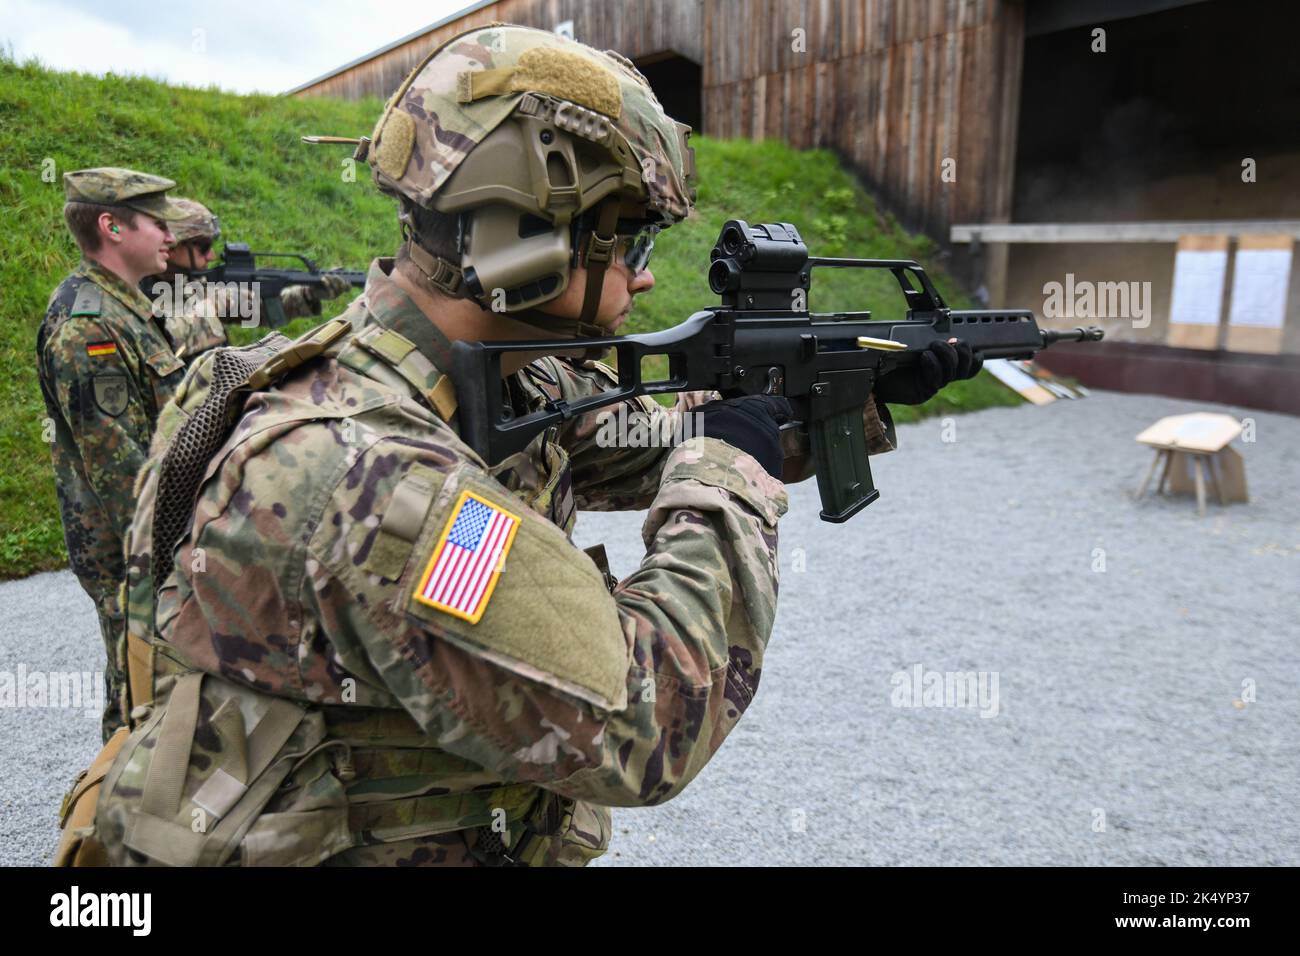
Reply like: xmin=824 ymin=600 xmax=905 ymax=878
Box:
xmin=92 ymin=373 xmax=129 ymax=417
xmin=412 ymin=490 xmax=521 ymax=624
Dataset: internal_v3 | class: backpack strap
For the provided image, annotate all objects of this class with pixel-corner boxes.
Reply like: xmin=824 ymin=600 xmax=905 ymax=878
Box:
xmin=119 ymin=674 xmax=323 ymax=867
xmin=140 ymin=672 xmax=203 ymax=819
xmin=350 ymin=324 xmax=458 ymax=421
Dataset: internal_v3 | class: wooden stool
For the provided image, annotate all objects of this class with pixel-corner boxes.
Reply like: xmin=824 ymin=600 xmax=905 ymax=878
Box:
xmin=1134 ymin=414 xmax=1249 ymax=517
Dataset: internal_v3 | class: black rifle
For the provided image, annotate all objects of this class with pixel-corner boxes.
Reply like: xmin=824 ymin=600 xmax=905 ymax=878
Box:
xmin=195 ymin=241 xmax=365 ymax=328
xmin=453 ymin=220 xmax=1104 ymax=523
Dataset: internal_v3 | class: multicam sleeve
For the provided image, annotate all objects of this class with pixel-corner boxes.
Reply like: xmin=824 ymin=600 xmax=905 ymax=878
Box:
xmin=536 ymin=356 xmax=717 ymax=511
xmin=44 ymin=321 xmax=153 ymax=543
xmin=280 ymin=275 xmax=354 ymax=320
xmin=162 ymin=299 xmax=229 ymax=362
xmin=861 ymin=397 xmax=897 ymax=453
xmin=305 ymin=434 xmax=788 ymax=807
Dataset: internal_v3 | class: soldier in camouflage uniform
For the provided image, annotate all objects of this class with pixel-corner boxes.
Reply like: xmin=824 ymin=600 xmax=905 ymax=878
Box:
xmin=36 ymin=168 xmax=187 ymax=742
xmin=143 ymin=197 xmax=354 ymax=361
xmin=87 ymin=25 xmax=976 ymax=866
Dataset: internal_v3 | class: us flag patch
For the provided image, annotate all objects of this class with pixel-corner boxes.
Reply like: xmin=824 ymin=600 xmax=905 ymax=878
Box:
xmin=412 ymin=490 xmax=520 ymax=624
xmin=86 ymin=341 xmax=117 ymax=357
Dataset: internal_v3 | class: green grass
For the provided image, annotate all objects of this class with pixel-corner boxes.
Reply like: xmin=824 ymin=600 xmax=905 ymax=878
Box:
xmin=0 ymin=56 xmax=1017 ymax=578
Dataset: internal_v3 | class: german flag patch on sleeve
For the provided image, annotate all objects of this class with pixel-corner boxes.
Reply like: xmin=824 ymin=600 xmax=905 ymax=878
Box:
xmin=85 ymin=341 xmax=118 ymax=358
xmin=412 ymin=490 xmax=521 ymax=624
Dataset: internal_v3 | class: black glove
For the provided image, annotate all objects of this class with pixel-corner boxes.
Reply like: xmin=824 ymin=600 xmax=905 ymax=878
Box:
xmin=695 ymin=395 xmax=793 ymax=480
xmin=872 ymin=337 xmax=983 ymax=405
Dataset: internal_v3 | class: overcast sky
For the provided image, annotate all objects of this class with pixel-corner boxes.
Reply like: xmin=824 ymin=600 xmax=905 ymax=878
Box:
xmin=0 ymin=0 xmax=476 ymax=94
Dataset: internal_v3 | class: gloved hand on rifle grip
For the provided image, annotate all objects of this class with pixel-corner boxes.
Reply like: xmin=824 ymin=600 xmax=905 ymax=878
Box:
xmin=872 ymin=337 xmax=983 ymax=406
xmin=694 ymin=395 xmax=793 ymax=480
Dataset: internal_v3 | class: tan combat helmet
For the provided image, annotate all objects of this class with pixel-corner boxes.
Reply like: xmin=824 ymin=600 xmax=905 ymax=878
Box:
xmin=364 ymin=23 xmax=696 ymax=328
xmin=167 ymin=198 xmax=222 ymax=246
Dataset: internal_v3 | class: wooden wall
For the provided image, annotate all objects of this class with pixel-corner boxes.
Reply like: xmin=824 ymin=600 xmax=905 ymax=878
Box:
xmin=294 ymin=0 xmax=1024 ymax=239
xmin=702 ymin=0 xmax=1025 ymax=237
xmin=294 ymin=0 xmax=704 ymax=101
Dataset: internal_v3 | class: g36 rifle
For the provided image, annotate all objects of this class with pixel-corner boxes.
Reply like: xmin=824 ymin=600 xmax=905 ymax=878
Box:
xmin=453 ymin=220 xmax=1103 ymax=522
xmin=196 ymin=242 xmax=365 ymax=328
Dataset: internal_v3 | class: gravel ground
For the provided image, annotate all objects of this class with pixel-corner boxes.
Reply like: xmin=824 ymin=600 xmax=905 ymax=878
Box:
xmin=2 ymin=389 xmax=1297 ymax=866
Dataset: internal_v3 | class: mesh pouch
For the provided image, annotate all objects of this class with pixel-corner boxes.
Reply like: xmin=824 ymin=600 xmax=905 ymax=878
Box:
xmin=152 ymin=342 xmax=282 ymax=590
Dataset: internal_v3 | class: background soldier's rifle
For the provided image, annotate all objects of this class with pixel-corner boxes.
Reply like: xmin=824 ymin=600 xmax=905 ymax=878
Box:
xmin=196 ymin=241 xmax=365 ymax=328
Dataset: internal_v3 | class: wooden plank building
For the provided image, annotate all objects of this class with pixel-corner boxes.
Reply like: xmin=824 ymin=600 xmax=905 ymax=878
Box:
xmin=292 ymin=0 xmax=1024 ymax=247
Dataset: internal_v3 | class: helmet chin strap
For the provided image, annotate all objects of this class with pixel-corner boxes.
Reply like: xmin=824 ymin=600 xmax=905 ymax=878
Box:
xmin=577 ymin=197 xmax=621 ymax=328
xmin=401 ymin=230 xmax=468 ymax=298
xmin=510 ymin=310 xmax=607 ymax=340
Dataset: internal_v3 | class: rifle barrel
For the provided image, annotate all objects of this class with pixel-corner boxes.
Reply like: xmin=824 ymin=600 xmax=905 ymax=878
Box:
xmin=1042 ymin=326 xmax=1105 ymax=346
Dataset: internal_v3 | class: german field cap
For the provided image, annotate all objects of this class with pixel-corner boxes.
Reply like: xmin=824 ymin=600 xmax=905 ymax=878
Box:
xmin=63 ymin=167 xmax=186 ymax=220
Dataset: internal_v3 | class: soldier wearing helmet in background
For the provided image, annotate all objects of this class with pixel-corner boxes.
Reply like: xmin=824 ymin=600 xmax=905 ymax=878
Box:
xmin=143 ymin=197 xmax=353 ymax=361
xmin=74 ymin=25 xmax=973 ymax=867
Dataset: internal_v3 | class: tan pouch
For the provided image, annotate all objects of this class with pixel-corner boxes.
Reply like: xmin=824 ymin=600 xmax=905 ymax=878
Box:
xmin=95 ymin=672 xmax=337 ymax=867
xmin=53 ymin=726 xmax=131 ymax=867
xmin=513 ymin=794 xmax=610 ymax=867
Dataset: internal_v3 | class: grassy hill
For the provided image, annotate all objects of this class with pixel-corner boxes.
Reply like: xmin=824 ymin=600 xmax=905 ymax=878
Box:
xmin=0 ymin=55 xmax=1018 ymax=578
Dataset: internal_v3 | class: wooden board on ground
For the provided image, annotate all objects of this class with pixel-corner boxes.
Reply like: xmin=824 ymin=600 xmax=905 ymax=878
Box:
xmin=984 ymin=359 xmax=1087 ymax=405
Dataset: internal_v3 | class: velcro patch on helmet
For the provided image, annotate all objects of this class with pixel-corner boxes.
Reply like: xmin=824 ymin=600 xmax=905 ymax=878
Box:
xmin=458 ymin=48 xmax=623 ymax=120
xmin=374 ymin=109 xmax=416 ymax=181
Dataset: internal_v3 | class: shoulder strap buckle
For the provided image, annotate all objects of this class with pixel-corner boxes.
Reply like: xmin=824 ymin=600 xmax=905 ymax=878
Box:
xmin=247 ymin=318 xmax=351 ymax=391
xmin=403 ymin=237 xmax=466 ymax=298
